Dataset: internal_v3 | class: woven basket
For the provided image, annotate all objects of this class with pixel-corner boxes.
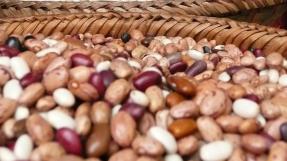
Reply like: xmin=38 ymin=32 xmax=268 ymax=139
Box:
xmin=0 ymin=12 xmax=286 ymax=56
xmin=1 ymin=0 xmax=287 ymax=27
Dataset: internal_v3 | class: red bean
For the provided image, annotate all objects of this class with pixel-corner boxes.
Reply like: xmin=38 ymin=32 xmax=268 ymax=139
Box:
xmin=20 ymin=72 xmax=42 ymax=87
xmin=89 ymin=73 xmax=106 ymax=96
xmin=120 ymin=103 xmax=145 ymax=120
xmin=243 ymin=94 xmax=260 ymax=103
xmin=253 ymin=49 xmax=264 ymax=57
xmin=100 ymin=70 xmax=116 ymax=87
xmin=56 ymin=128 xmax=82 ymax=155
xmin=0 ymin=45 xmax=20 ymax=57
xmin=185 ymin=60 xmax=207 ymax=77
xmin=169 ymin=61 xmax=187 ymax=74
xmin=225 ymin=66 xmax=243 ymax=75
xmin=166 ymin=53 xmax=181 ymax=65
xmin=7 ymin=141 xmax=15 ymax=151
xmin=133 ymin=71 xmax=161 ymax=91
xmin=280 ymin=123 xmax=287 ymax=142
xmin=71 ymin=53 xmax=93 ymax=67
xmin=260 ymin=132 xmax=275 ymax=147
xmin=210 ymin=56 xmax=220 ymax=66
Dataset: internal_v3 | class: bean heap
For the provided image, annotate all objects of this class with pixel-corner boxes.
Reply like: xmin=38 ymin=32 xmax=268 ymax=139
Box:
xmin=0 ymin=29 xmax=287 ymax=161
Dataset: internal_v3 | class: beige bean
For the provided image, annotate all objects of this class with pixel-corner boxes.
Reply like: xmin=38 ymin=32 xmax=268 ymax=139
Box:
xmin=260 ymin=100 xmax=281 ymax=119
xmin=75 ymin=102 xmax=91 ymax=118
xmin=223 ymin=134 xmax=241 ymax=148
xmin=266 ymin=52 xmax=283 ymax=67
xmin=242 ymin=134 xmax=268 ymax=154
xmin=68 ymin=81 xmax=99 ymax=101
xmin=239 ymin=119 xmax=261 ymax=134
xmin=75 ymin=115 xmax=91 ymax=136
xmin=32 ymin=53 xmax=57 ymax=73
xmin=19 ymin=51 xmax=38 ymax=69
xmin=145 ymin=86 xmax=165 ymax=113
xmin=267 ymin=142 xmax=287 ymax=161
xmin=0 ymin=98 xmax=17 ymax=124
xmin=177 ymin=135 xmax=198 ymax=156
xmin=69 ymin=66 xmax=92 ymax=83
xmin=170 ymin=100 xmax=199 ymax=119
xmin=19 ymin=83 xmax=45 ymax=107
xmin=43 ymin=66 xmax=69 ymax=93
xmin=155 ymin=109 xmax=173 ymax=129
xmin=111 ymin=112 xmax=136 ymax=147
xmin=108 ymin=149 xmax=138 ymax=161
xmin=228 ymin=148 xmax=246 ymax=161
xmin=139 ymin=112 xmax=156 ymax=135
xmin=26 ymin=114 xmax=54 ymax=145
xmin=254 ymin=58 xmax=266 ymax=70
xmin=2 ymin=118 xmax=16 ymax=138
xmin=132 ymin=136 xmax=164 ymax=156
xmin=36 ymin=96 xmax=56 ymax=111
xmin=91 ymin=101 xmax=111 ymax=124
xmin=197 ymin=117 xmax=223 ymax=142
xmin=240 ymin=53 xmax=255 ymax=66
xmin=264 ymin=117 xmax=287 ymax=140
xmin=232 ymin=68 xmax=258 ymax=84
xmin=110 ymin=59 xmax=133 ymax=78
xmin=30 ymin=142 xmax=66 ymax=161
xmin=132 ymin=45 xmax=149 ymax=59
xmin=216 ymin=115 xmax=243 ymax=133
xmin=105 ymin=79 xmax=131 ymax=105
xmin=227 ymin=85 xmax=246 ymax=100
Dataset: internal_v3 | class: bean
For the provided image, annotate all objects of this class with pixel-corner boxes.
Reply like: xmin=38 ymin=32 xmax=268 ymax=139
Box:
xmin=75 ymin=115 xmax=91 ymax=136
xmin=169 ymin=61 xmax=187 ymax=74
xmin=0 ymin=98 xmax=17 ymax=124
xmin=99 ymin=70 xmax=116 ymax=87
xmin=165 ymin=154 xmax=183 ymax=161
xmin=70 ymin=66 xmax=92 ymax=83
xmin=266 ymin=52 xmax=283 ymax=67
xmin=120 ymin=103 xmax=145 ymax=120
xmin=110 ymin=59 xmax=133 ymax=78
xmin=139 ymin=112 xmax=156 ymax=135
xmin=30 ymin=142 xmax=66 ymax=161
xmin=170 ymin=100 xmax=199 ymax=119
xmin=166 ymin=92 xmax=185 ymax=107
xmin=155 ymin=109 xmax=173 ymax=129
xmin=36 ymin=96 xmax=56 ymax=111
xmin=13 ymin=119 xmax=27 ymax=137
xmin=0 ymin=147 xmax=16 ymax=161
xmin=43 ymin=66 xmax=69 ymax=93
xmin=5 ymin=37 xmax=22 ymax=51
xmin=167 ymin=75 xmax=196 ymax=97
xmin=19 ymin=83 xmax=45 ymax=106
xmin=243 ymin=94 xmax=260 ymax=103
xmin=200 ymin=141 xmax=233 ymax=161
xmin=232 ymin=98 xmax=260 ymax=118
xmin=129 ymin=90 xmax=149 ymax=107
xmin=46 ymin=109 xmax=76 ymax=130
xmin=0 ymin=45 xmax=20 ymax=57
xmin=56 ymin=128 xmax=82 ymax=155
xmin=168 ymin=119 xmax=197 ymax=139
xmin=10 ymin=57 xmax=30 ymax=79
xmin=133 ymin=71 xmax=161 ymax=91
xmin=216 ymin=115 xmax=243 ymax=133
xmin=108 ymin=149 xmax=138 ymax=161
xmin=71 ymin=53 xmax=93 ymax=67
xmin=225 ymin=66 xmax=243 ymax=75
xmin=132 ymin=136 xmax=164 ymax=156
xmin=53 ymin=88 xmax=75 ymax=108
xmin=280 ymin=122 xmax=287 ymax=141
xmin=197 ymin=117 xmax=223 ymax=142
xmin=185 ymin=60 xmax=207 ymax=77
xmin=14 ymin=134 xmax=33 ymax=160
xmin=145 ymin=86 xmax=165 ymax=113
xmin=177 ymin=135 xmax=198 ymax=156
xmin=104 ymin=79 xmax=131 ymax=105
xmin=3 ymin=79 xmax=23 ymax=100
xmin=267 ymin=142 xmax=287 ymax=161
xmin=242 ymin=134 xmax=268 ymax=154
xmin=86 ymin=124 xmax=111 ymax=157
xmin=264 ymin=117 xmax=287 ymax=140
xmin=166 ymin=52 xmax=182 ymax=65
xmin=91 ymin=101 xmax=111 ymax=124
xmin=20 ymin=72 xmax=42 ymax=87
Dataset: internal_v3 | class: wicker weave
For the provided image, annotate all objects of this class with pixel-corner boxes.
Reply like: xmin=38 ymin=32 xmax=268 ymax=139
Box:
xmin=0 ymin=12 xmax=286 ymax=56
xmin=1 ymin=0 xmax=287 ymax=19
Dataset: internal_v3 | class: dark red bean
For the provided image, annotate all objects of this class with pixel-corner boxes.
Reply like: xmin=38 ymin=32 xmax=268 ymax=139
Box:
xmin=0 ymin=45 xmax=20 ymax=57
xmin=253 ymin=49 xmax=264 ymax=57
xmin=6 ymin=141 xmax=15 ymax=151
xmin=133 ymin=71 xmax=161 ymax=91
xmin=120 ymin=103 xmax=145 ymax=120
xmin=185 ymin=60 xmax=207 ymax=77
xmin=141 ymin=37 xmax=153 ymax=47
xmin=243 ymin=94 xmax=260 ymax=103
xmin=260 ymin=132 xmax=276 ymax=147
xmin=20 ymin=72 xmax=42 ymax=88
xmin=210 ymin=56 xmax=220 ymax=66
xmin=166 ymin=52 xmax=181 ymax=65
xmin=89 ymin=73 xmax=106 ymax=96
xmin=99 ymin=70 xmax=116 ymax=87
xmin=56 ymin=128 xmax=82 ymax=155
xmin=71 ymin=53 xmax=93 ymax=67
xmin=280 ymin=122 xmax=287 ymax=142
xmin=225 ymin=66 xmax=243 ymax=75
xmin=169 ymin=61 xmax=187 ymax=74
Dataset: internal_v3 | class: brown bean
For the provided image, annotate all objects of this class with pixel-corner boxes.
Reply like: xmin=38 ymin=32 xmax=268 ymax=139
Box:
xmin=110 ymin=59 xmax=133 ymax=78
xmin=267 ymin=142 xmax=287 ymax=161
xmin=168 ymin=119 xmax=197 ymax=139
xmin=43 ymin=66 xmax=69 ymax=93
xmin=30 ymin=142 xmax=66 ymax=161
xmin=86 ymin=124 xmax=111 ymax=157
xmin=75 ymin=102 xmax=91 ymax=117
xmin=145 ymin=86 xmax=165 ymax=113
xmin=216 ymin=115 xmax=243 ymax=133
xmin=177 ymin=135 xmax=198 ymax=156
xmin=36 ymin=96 xmax=56 ymax=111
xmin=227 ymin=85 xmax=246 ymax=100
xmin=170 ymin=100 xmax=199 ymax=119
xmin=0 ymin=98 xmax=17 ymax=124
xmin=90 ymin=101 xmax=111 ymax=124
xmin=26 ymin=114 xmax=54 ymax=145
xmin=19 ymin=83 xmax=45 ymax=107
xmin=111 ymin=112 xmax=136 ymax=147
xmin=239 ymin=119 xmax=261 ymax=134
xmin=260 ymin=100 xmax=281 ymax=119
xmin=197 ymin=116 xmax=223 ymax=142
xmin=68 ymin=80 xmax=99 ymax=101
xmin=13 ymin=119 xmax=27 ymax=137
xmin=108 ymin=149 xmax=138 ymax=161
xmin=167 ymin=75 xmax=196 ymax=96
xmin=139 ymin=112 xmax=156 ymax=135
xmin=242 ymin=134 xmax=269 ymax=154
xmin=19 ymin=51 xmax=38 ymax=69
xmin=69 ymin=66 xmax=92 ymax=83
xmin=166 ymin=92 xmax=185 ymax=107
xmin=105 ymin=79 xmax=131 ymax=105
xmin=132 ymin=136 xmax=164 ymax=156
xmin=75 ymin=115 xmax=92 ymax=136
xmin=32 ymin=53 xmax=57 ymax=73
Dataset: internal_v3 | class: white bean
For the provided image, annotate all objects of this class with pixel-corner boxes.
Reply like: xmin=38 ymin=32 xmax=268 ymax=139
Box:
xmin=36 ymin=47 xmax=61 ymax=57
xmin=0 ymin=56 xmax=10 ymax=67
xmin=96 ymin=61 xmax=111 ymax=72
xmin=148 ymin=126 xmax=177 ymax=154
xmin=165 ymin=154 xmax=183 ymax=161
xmin=268 ymin=69 xmax=279 ymax=83
xmin=232 ymin=98 xmax=260 ymax=118
xmin=14 ymin=106 xmax=29 ymax=121
xmin=14 ymin=134 xmax=33 ymax=160
xmin=0 ymin=147 xmax=16 ymax=161
xmin=200 ymin=141 xmax=233 ymax=161
xmin=279 ymin=74 xmax=287 ymax=86
xmin=218 ymin=72 xmax=231 ymax=82
xmin=53 ymin=88 xmax=75 ymax=108
xmin=43 ymin=38 xmax=58 ymax=47
xmin=128 ymin=60 xmax=141 ymax=69
xmin=187 ymin=49 xmax=204 ymax=60
xmin=46 ymin=109 xmax=75 ymax=129
xmin=112 ymin=105 xmax=122 ymax=117
xmin=130 ymin=90 xmax=149 ymax=107
xmin=10 ymin=57 xmax=30 ymax=79
xmin=2 ymin=119 xmax=15 ymax=138
xmin=3 ymin=79 xmax=23 ymax=100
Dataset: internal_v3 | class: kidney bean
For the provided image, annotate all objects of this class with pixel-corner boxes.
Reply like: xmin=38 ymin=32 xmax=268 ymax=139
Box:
xmin=20 ymin=72 xmax=42 ymax=87
xmin=0 ymin=45 xmax=20 ymax=57
xmin=225 ymin=66 xmax=242 ymax=76
xmin=169 ymin=61 xmax=187 ymax=74
xmin=177 ymin=135 xmax=198 ymax=156
xmin=167 ymin=75 xmax=196 ymax=97
xmin=36 ymin=96 xmax=56 ymax=111
xmin=168 ymin=119 xmax=197 ymax=139
xmin=0 ymin=98 xmax=17 ymax=124
xmin=216 ymin=115 xmax=243 ymax=133
xmin=166 ymin=52 xmax=181 ymax=65
xmin=68 ymin=81 xmax=99 ymax=101
xmin=109 ymin=149 xmax=138 ymax=161
xmin=264 ymin=117 xmax=287 ymax=140
xmin=228 ymin=148 xmax=246 ymax=161
xmin=110 ymin=59 xmax=133 ymax=78
xmin=242 ymin=134 xmax=268 ymax=154
xmin=133 ymin=71 xmax=161 ymax=91
xmin=19 ymin=83 xmax=45 ymax=106
xmin=253 ymin=48 xmax=264 ymax=57
xmin=267 ymin=142 xmax=287 ymax=161
xmin=166 ymin=92 xmax=185 ymax=107
xmin=30 ymin=142 xmax=66 ymax=161
xmin=56 ymin=128 xmax=82 ymax=155
xmin=75 ymin=115 xmax=91 ymax=136
xmin=99 ymin=70 xmax=116 ymax=87
xmin=105 ymin=79 xmax=131 ymax=105
xmin=145 ymin=86 xmax=165 ymax=113
xmin=132 ymin=135 xmax=164 ymax=156
xmin=71 ymin=53 xmax=93 ymax=67
xmin=139 ymin=112 xmax=156 ymax=135
xmin=200 ymin=141 xmax=233 ymax=161
xmin=86 ymin=124 xmax=111 ymax=157
xmin=91 ymin=101 xmax=111 ymax=124
xmin=70 ymin=66 xmax=92 ymax=83
xmin=227 ymin=85 xmax=246 ymax=100
xmin=120 ymin=103 xmax=145 ymax=120
xmin=185 ymin=60 xmax=207 ymax=77
xmin=266 ymin=52 xmax=283 ymax=67
xmin=89 ymin=73 xmax=106 ymax=96
xmin=43 ymin=66 xmax=69 ymax=93
xmin=197 ymin=117 xmax=223 ymax=142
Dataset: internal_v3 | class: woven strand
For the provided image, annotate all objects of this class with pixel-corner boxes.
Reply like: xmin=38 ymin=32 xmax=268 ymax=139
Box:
xmin=0 ymin=12 xmax=286 ymax=55
xmin=0 ymin=0 xmax=287 ymax=18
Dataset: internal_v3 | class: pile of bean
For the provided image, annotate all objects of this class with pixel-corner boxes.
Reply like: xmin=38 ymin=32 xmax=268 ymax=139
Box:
xmin=0 ymin=29 xmax=287 ymax=161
